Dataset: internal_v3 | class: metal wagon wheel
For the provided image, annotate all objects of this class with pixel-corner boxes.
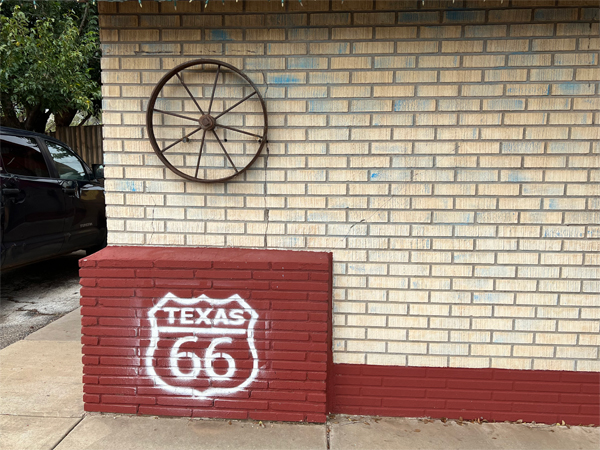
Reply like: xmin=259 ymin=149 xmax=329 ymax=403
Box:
xmin=146 ymin=59 xmax=268 ymax=183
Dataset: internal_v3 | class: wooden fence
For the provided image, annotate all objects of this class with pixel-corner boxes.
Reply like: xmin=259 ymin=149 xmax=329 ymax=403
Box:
xmin=50 ymin=125 xmax=103 ymax=166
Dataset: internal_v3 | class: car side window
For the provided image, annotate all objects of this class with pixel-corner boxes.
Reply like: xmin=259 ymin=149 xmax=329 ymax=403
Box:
xmin=0 ymin=135 xmax=51 ymax=178
xmin=44 ymin=140 xmax=89 ymax=181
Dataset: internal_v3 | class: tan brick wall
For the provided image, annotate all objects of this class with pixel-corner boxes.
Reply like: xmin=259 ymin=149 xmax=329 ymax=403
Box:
xmin=99 ymin=0 xmax=599 ymax=372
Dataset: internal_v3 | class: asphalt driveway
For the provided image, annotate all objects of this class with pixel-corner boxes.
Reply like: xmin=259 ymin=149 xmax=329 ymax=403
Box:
xmin=0 ymin=251 xmax=83 ymax=349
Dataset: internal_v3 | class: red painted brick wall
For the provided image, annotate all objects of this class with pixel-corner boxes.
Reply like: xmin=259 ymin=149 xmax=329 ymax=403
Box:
xmin=80 ymin=246 xmax=332 ymax=423
xmin=332 ymin=364 xmax=600 ymax=426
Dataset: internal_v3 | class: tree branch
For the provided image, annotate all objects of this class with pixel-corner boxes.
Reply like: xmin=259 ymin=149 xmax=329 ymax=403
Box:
xmin=78 ymin=112 xmax=92 ymax=127
xmin=78 ymin=3 xmax=89 ymax=35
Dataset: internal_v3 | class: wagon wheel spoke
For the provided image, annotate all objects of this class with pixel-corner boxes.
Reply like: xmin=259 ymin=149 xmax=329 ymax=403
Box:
xmin=176 ymin=73 xmax=204 ymax=115
xmin=154 ymin=109 xmax=199 ymax=123
xmin=217 ymin=124 xmax=263 ymax=140
xmin=212 ymin=130 xmax=238 ymax=173
xmin=162 ymin=126 xmax=203 ymax=153
xmin=214 ymin=91 xmax=257 ymax=120
xmin=207 ymin=65 xmax=220 ymax=115
xmin=194 ymin=129 xmax=207 ymax=178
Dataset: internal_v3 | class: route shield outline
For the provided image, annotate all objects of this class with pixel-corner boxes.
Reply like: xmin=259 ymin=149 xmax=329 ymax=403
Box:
xmin=145 ymin=292 xmax=259 ymax=398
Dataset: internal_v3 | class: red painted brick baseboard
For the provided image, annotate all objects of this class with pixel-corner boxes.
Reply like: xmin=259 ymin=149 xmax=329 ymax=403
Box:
xmin=331 ymin=364 xmax=600 ymax=425
xmin=80 ymin=246 xmax=332 ymax=423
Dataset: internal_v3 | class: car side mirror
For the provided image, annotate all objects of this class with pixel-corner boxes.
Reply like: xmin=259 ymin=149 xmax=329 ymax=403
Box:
xmin=92 ymin=164 xmax=104 ymax=180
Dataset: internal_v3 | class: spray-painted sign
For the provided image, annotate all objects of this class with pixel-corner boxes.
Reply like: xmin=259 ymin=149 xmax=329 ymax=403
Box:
xmin=145 ymin=293 xmax=259 ymax=398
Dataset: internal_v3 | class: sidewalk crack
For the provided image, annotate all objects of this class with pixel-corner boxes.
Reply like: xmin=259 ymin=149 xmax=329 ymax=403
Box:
xmin=51 ymin=415 xmax=84 ymax=449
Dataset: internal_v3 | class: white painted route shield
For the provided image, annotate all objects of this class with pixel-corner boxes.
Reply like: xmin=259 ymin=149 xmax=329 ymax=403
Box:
xmin=145 ymin=293 xmax=259 ymax=398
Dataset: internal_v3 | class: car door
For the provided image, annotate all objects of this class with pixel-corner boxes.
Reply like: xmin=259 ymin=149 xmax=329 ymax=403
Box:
xmin=0 ymin=133 xmax=69 ymax=269
xmin=43 ymin=138 xmax=106 ymax=254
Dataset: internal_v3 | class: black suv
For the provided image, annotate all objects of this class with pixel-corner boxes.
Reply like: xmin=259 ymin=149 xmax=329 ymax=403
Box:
xmin=0 ymin=126 xmax=106 ymax=270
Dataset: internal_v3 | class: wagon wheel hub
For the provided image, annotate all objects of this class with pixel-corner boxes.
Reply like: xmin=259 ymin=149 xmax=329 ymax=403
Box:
xmin=199 ymin=114 xmax=216 ymax=131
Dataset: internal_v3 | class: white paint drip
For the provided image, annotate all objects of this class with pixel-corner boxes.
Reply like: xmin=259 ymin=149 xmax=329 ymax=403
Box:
xmin=145 ymin=293 xmax=260 ymax=398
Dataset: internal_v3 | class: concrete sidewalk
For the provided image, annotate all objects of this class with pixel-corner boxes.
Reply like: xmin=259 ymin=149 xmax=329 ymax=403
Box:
xmin=1 ymin=309 xmax=598 ymax=450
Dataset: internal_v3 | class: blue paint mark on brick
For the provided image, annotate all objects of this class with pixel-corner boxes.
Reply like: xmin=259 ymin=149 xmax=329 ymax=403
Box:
xmin=245 ymin=60 xmax=261 ymax=70
xmin=269 ymin=74 xmax=302 ymax=84
xmin=523 ymin=185 xmax=563 ymax=196
xmin=548 ymin=199 xmax=559 ymax=210
xmin=335 ymin=43 xmax=349 ymax=54
xmin=444 ymin=10 xmax=482 ymax=23
xmin=453 ymin=253 xmax=469 ymax=263
xmin=348 ymin=265 xmax=365 ymax=274
xmin=441 ymin=199 xmax=452 ymax=209
xmin=287 ymin=29 xmax=305 ymax=41
xmin=507 ymin=172 xmax=526 ymax=183
xmin=543 ymin=227 xmax=584 ymax=238
xmin=209 ymin=29 xmax=232 ymax=41
xmin=546 ymin=142 xmax=592 ymax=154
xmin=577 ymin=114 xmax=590 ymax=124
xmin=473 ymin=293 xmax=502 ymax=303
xmin=553 ymin=83 xmax=591 ymax=96
xmin=588 ymin=228 xmax=600 ymax=238
xmin=370 ymin=172 xmax=380 ymax=180
xmin=488 ymin=99 xmax=524 ymax=110
xmin=557 ymin=83 xmax=578 ymax=94
xmin=394 ymin=99 xmax=435 ymax=112
xmin=547 ymin=142 xmax=568 ymax=153
xmin=308 ymin=101 xmax=329 ymax=113
xmin=117 ymin=180 xmax=141 ymax=192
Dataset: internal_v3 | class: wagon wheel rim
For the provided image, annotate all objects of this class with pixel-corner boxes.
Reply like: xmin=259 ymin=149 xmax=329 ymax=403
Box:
xmin=146 ymin=59 xmax=268 ymax=183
